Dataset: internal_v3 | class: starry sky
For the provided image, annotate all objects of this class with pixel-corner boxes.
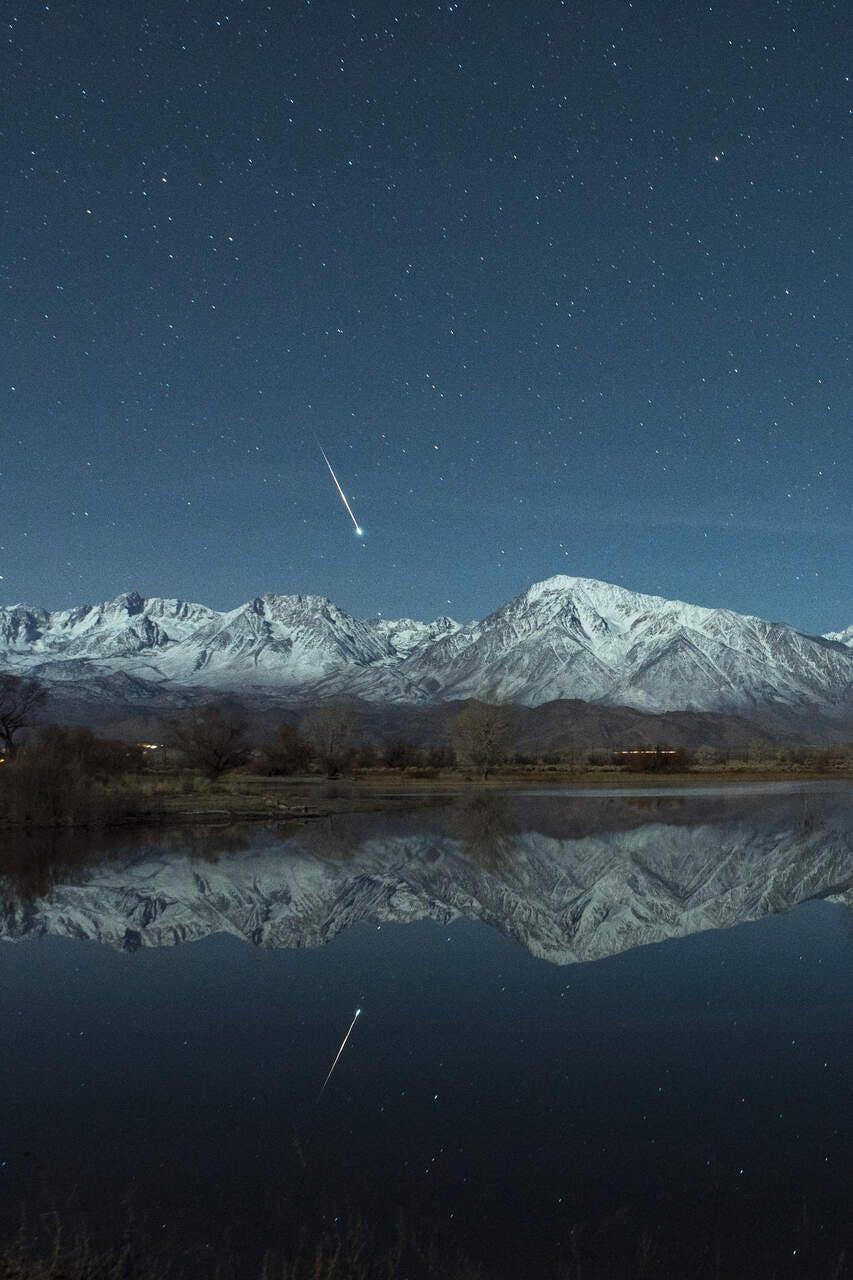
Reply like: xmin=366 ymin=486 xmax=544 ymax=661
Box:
xmin=3 ymin=0 xmax=850 ymax=632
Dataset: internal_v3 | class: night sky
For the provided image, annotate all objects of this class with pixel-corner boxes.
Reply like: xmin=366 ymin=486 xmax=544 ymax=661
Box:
xmin=3 ymin=0 xmax=850 ymax=632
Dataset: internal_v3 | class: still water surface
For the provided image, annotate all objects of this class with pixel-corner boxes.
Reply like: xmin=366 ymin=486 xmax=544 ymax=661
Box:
xmin=2 ymin=784 xmax=853 ymax=1277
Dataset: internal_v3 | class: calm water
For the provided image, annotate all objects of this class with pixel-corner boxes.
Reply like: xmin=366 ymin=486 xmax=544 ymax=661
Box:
xmin=2 ymin=784 xmax=853 ymax=1277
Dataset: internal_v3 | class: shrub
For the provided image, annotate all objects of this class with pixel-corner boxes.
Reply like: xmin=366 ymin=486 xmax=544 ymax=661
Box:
xmin=252 ymin=723 xmax=314 ymax=776
xmin=426 ymin=744 xmax=456 ymax=769
xmin=35 ymin=726 xmax=144 ymax=778
xmin=354 ymin=742 xmax=379 ymax=770
xmin=0 ymin=751 xmax=140 ymax=830
xmin=383 ymin=738 xmax=421 ymax=771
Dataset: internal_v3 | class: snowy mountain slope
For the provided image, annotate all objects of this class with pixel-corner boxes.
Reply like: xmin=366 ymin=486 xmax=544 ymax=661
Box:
xmin=156 ymin=594 xmax=392 ymax=685
xmin=825 ymin=625 xmax=853 ymax=647
xmin=2 ymin=790 xmax=851 ymax=963
xmin=0 ymin=592 xmax=217 ymax=667
xmin=1 ymin=576 xmax=851 ymax=714
xmin=397 ymin=576 xmax=853 ymax=712
xmin=369 ymin=614 xmax=460 ymax=658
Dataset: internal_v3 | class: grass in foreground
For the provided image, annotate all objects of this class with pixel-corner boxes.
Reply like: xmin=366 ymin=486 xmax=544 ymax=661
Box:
xmin=3 ymin=1218 xmax=852 ymax=1280
xmin=0 ymin=1220 xmax=484 ymax=1280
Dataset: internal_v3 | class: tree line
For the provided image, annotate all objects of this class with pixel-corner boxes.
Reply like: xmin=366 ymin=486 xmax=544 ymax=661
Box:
xmin=0 ymin=674 xmax=517 ymax=794
xmin=163 ymin=699 xmax=515 ymax=779
xmin=2 ymin=673 xmax=851 ymax=790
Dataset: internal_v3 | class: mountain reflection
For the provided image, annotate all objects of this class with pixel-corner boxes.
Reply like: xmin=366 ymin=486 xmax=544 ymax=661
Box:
xmin=2 ymin=786 xmax=852 ymax=963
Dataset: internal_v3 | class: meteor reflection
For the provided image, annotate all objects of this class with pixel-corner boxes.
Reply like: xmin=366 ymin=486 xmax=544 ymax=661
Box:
xmin=318 ymin=1007 xmax=362 ymax=1098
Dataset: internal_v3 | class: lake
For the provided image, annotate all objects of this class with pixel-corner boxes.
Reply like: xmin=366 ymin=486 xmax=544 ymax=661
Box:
xmin=2 ymin=783 xmax=853 ymax=1277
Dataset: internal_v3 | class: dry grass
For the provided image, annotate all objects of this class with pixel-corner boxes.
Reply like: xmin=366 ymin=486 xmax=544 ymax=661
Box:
xmin=3 ymin=1219 xmax=850 ymax=1280
xmin=0 ymin=1219 xmax=484 ymax=1280
xmin=0 ymin=1223 xmax=160 ymax=1280
xmin=258 ymin=1219 xmax=484 ymax=1280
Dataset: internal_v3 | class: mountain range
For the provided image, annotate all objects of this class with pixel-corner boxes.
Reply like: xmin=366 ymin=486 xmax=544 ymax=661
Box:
xmin=1 ymin=577 xmax=851 ymax=728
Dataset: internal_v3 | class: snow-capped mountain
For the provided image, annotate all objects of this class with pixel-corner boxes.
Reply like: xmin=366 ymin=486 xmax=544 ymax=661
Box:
xmin=0 ymin=592 xmax=217 ymax=664
xmin=392 ymin=576 xmax=853 ymax=712
xmin=0 ymin=591 xmax=450 ymax=692
xmin=1 ymin=575 xmax=851 ymax=715
xmin=2 ymin=789 xmax=851 ymax=964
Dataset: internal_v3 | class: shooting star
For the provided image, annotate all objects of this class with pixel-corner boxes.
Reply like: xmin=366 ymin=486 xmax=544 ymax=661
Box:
xmin=319 ymin=445 xmax=364 ymax=536
xmin=318 ymin=1007 xmax=362 ymax=1098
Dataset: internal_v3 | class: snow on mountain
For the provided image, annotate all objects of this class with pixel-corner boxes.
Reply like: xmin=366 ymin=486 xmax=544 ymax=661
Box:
xmin=162 ymin=594 xmax=392 ymax=685
xmin=2 ymin=790 xmax=851 ymax=963
xmin=395 ymin=575 xmax=853 ymax=712
xmin=369 ymin=615 xmax=460 ymax=658
xmin=1 ymin=576 xmax=851 ymax=714
xmin=825 ymin=625 xmax=853 ymax=647
xmin=0 ymin=592 xmax=217 ymax=667
xmin=0 ymin=592 xmax=395 ymax=689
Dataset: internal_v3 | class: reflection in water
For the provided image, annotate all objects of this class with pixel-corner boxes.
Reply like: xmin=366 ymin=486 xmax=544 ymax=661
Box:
xmin=449 ymin=792 xmax=521 ymax=869
xmin=0 ymin=822 xmax=255 ymax=900
xmin=2 ymin=786 xmax=852 ymax=963
xmin=2 ymin=785 xmax=853 ymax=1279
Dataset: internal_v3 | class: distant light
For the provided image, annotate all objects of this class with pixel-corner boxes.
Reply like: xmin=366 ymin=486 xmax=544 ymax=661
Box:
xmin=355 ymin=526 xmax=364 ymax=537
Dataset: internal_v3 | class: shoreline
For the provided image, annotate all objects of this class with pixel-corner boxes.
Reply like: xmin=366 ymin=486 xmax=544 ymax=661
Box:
xmin=2 ymin=768 xmax=850 ymax=834
xmin=131 ymin=768 xmax=852 ymax=826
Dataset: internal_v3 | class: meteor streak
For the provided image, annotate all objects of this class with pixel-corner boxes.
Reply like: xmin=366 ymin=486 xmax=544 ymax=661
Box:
xmin=318 ymin=1007 xmax=362 ymax=1098
xmin=319 ymin=445 xmax=364 ymax=536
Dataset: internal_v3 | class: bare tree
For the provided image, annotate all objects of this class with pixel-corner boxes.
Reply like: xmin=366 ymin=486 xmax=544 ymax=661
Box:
xmin=167 ymin=704 xmax=249 ymax=779
xmin=0 ymin=674 xmax=48 ymax=759
xmin=561 ymin=747 xmax=586 ymax=775
xmin=252 ymin=722 xmax=314 ymax=776
xmin=450 ymin=701 xmax=514 ymax=778
xmin=300 ymin=704 xmax=362 ymax=776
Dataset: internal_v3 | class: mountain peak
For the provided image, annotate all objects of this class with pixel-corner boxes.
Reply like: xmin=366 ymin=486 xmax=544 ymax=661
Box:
xmin=522 ymin=574 xmax=680 ymax=612
xmin=110 ymin=590 xmax=146 ymax=615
